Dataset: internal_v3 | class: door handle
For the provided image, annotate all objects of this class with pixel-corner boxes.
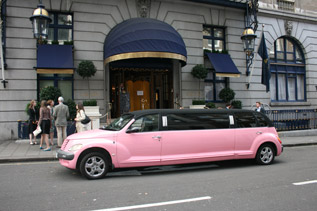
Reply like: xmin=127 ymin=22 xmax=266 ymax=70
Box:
xmin=152 ymin=135 xmax=161 ymax=140
xmin=256 ymin=131 xmax=262 ymax=135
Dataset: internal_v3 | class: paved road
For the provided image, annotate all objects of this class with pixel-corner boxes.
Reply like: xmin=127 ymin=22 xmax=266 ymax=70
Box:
xmin=0 ymin=146 xmax=316 ymax=211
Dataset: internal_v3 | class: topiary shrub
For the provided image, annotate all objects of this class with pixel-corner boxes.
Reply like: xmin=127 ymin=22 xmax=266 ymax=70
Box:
xmin=65 ymin=99 xmax=76 ymax=120
xmin=76 ymin=60 xmax=97 ymax=99
xmin=192 ymin=100 xmax=205 ymax=105
xmin=76 ymin=60 xmax=97 ymax=79
xmin=191 ymin=64 xmax=209 ymax=100
xmin=83 ymin=99 xmax=97 ymax=106
xmin=191 ymin=64 xmax=208 ymax=80
xmin=219 ymin=87 xmax=235 ymax=103
xmin=231 ymin=100 xmax=242 ymax=109
xmin=39 ymin=86 xmax=62 ymax=102
xmin=205 ymin=102 xmax=216 ymax=109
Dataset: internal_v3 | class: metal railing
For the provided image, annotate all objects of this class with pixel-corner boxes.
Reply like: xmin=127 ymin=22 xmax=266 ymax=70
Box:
xmin=265 ymin=109 xmax=317 ymax=131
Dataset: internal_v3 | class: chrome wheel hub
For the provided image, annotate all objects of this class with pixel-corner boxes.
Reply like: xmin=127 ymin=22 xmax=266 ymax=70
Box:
xmin=85 ymin=156 xmax=105 ymax=178
xmin=260 ymin=147 xmax=273 ymax=164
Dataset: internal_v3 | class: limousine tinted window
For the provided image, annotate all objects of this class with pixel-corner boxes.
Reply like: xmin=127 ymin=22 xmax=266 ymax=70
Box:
xmin=166 ymin=113 xmax=229 ymax=130
xmin=128 ymin=114 xmax=159 ymax=132
xmin=235 ymin=112 xmax=257 ymax=128
xmin=254 ymin=112 xmax=269 ymax=127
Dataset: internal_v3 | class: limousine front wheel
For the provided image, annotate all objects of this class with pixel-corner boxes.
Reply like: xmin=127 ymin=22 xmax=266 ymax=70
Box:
xmin=80 ymin=152 xmax=109 ymax=180
xmin=256 ymin=144 xmax=275 ymax=165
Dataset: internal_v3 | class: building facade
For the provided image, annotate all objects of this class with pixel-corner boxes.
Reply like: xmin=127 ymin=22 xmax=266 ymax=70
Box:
xmin=0 ymin=0 xmax=316 ymax=140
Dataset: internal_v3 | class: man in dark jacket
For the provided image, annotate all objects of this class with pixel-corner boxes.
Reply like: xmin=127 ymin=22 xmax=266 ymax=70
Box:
xmin=255 ymin=101 xmax=266 ymax=114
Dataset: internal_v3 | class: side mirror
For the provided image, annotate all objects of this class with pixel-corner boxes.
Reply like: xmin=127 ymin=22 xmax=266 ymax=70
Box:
xmin=126 ymin=127 xmax=140 ymax=133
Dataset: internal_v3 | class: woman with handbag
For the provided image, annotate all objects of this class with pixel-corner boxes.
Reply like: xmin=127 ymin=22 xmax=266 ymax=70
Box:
xmin=38 ymin=100 xmax=51 ymax=151
xmin=28 ymin=100 xmax=38 ymax=145
xmin=74 ymin=103 xmax=90 ymax=133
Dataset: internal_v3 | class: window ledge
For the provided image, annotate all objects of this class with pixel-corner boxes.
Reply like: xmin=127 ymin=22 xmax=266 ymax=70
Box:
xmin=270 ymin=102 xmax=311 ymax=107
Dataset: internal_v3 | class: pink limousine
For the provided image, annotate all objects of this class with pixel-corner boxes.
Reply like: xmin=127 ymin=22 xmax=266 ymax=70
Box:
xmin=57 ymin=109 xmax=283 ymax=179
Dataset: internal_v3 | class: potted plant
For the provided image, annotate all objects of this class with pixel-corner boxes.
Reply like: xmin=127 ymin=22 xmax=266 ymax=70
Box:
xmin=231 ymin=100 xmax=242 ymax=109
xmin=190 ymin=99 xmax=206 ymax=109
xmin=76 ymin=60 xmax=97 ymax=99
xmin=219 ymin=87 xmax=235 ymax=103
xmin=191 ymin=64 xmax=208 ymax=107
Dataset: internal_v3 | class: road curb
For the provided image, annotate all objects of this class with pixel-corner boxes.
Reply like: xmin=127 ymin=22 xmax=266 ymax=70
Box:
xmin=0 ymin=157 xmax=58 ymax=164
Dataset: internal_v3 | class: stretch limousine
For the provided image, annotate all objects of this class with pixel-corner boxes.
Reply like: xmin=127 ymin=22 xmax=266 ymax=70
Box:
xmin=57 ymin=109 xmax=283 ymax=179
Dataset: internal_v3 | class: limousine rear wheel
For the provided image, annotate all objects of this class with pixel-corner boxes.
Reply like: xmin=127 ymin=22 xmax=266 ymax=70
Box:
xmin=80 ymin=152 xmax=109 ymax=180
xmin=256 ymin=144 xmax=275 ymax=165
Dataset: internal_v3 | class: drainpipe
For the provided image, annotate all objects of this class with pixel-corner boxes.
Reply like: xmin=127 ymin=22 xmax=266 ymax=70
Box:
xmin=0 ymin=0 xmax=7 ymax=88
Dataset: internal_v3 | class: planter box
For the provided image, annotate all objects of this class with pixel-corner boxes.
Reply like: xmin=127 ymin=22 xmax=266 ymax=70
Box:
xmin=189 ymin=105 xmax=206 ymax=109
xmin=84 ymin=106 xmax=102 ymax=130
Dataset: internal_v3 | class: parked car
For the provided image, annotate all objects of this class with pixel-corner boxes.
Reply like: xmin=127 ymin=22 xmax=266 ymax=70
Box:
xmin=57 ymin=109 xmax=283 ymax=179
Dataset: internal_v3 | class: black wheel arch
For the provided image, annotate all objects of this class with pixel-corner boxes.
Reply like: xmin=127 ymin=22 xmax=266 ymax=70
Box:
xmin=258 ymin=142 xmax=277 ymax=156
xmin=76 ymin=147 xmax=113 ymax=171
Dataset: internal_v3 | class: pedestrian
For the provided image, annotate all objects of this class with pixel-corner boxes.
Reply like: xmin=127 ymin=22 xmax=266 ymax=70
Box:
xmin=47 ymin=100 xmax=55 ymax=146
xmin=225 ymin=104 xmax=232 ymax=109
xmin=53 ymin=97 xmax=69 ymax=147
xmin=74 ymin=103 xmax=90 ymax=133
xmin=255 ymin=101 xmax=265 ymax=113
xmin=38 ymin=100 xmax=51 ymax=151
xmin=28 ymin=100 xmax=38 ymax=145
xmin=120 ymin=85 xmax=130 ymax=115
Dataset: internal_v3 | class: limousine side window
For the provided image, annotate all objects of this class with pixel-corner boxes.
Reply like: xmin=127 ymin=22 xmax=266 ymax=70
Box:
xmin=254 ymin=112 xmax=269 ymax=127
xmin=235 ymin=112 xmax=257 ymax=128
xmin=166 ymin=113 xmax=229 ymax=130
xmin=128 ymin=114 xmax=159 ymax=132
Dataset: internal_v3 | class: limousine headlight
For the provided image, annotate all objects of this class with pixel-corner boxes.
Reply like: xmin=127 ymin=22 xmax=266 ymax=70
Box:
xmin=68 ymin=144 xmax=83 ymax=152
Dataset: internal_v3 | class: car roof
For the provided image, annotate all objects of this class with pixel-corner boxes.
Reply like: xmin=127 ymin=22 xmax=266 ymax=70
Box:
xmin=129 ymin=109 xmax=256 ymax=118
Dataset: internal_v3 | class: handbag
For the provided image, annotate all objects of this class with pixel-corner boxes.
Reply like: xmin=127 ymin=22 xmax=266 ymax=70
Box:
xmin=81 ymin=113 xmax=91 ymax=124
xmin=33 ymin=126 xmax=42 ymax=136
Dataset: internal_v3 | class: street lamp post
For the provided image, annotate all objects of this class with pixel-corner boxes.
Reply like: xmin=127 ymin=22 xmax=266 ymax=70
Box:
xmin=29 ymin=0 xmax=51 ymax=44
xmin=241 ymin=0 xmax=258 ymax=76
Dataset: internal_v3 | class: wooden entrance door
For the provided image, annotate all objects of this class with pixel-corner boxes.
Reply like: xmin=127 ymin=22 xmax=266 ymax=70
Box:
xmin=126 ymin=80 xmax=150 ymax=112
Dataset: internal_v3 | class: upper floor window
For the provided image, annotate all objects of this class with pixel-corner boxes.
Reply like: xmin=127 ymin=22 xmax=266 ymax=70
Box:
xmin=277 ymin=0 xmax=295 ymax=12
xmin=203 ymin=25 xmax=227 ymax=102
xmin=48 ymin=12 xmax=73 ymax=44
xmin=269 ymin=37 xmax=305 ymax=102
xmin=203 ymin=26 xmax=225 ymax=52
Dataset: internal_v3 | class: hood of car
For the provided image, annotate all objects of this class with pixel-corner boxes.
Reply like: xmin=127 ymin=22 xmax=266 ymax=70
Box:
xmin=67 ymin=129 xmax=117 ymax=141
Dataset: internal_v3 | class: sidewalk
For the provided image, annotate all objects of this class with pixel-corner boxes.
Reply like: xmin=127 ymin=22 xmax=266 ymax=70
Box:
xmin=0 ymin=131 xmax=317 ymax=163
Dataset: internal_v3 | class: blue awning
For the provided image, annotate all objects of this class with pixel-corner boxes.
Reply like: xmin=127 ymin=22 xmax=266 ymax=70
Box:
xmin=36 ymin=45 xmax=74 ymax=74
xmin=206 ymin=53 xmax=241 ymax=77
xmin=104 ymin=18 xmax=187 ymax=66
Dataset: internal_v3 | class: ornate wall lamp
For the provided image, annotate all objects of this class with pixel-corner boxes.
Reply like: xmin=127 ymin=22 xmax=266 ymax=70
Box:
xmin=241 ymin=0 xmax=258 ymax=76
xmin=29 ymin=0 xmax=51 ymax=43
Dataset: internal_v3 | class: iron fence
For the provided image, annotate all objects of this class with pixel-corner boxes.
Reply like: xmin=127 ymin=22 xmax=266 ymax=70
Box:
xmin=265 ymin=109 xmax=317 ymax=131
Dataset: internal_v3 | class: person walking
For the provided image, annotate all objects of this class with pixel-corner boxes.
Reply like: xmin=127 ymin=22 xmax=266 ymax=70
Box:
xmin=53 ymin=97 xmax=70 ymax=147
xmin=255 ymin=101 xmax=266 ymax=114
xmin=74 ymin=103 xmax=89 ymax=133
xmin=28 ymin=100 xmax=38 ymax=145
xmin=47 ymin=100 xmax=55 ymax=146
xmin=38 ymin=100 xmax=51 ymax=151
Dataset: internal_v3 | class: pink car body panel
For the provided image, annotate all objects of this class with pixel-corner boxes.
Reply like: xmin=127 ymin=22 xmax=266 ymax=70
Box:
xmin=58 ymin=112 xmax=283 ymax=171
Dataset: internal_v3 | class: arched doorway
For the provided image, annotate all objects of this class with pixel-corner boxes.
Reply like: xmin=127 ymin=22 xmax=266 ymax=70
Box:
xmin=109 ymin=58 xmax=174 ymax=117
xmin=104 ymin=18 xmax=187 ymax=117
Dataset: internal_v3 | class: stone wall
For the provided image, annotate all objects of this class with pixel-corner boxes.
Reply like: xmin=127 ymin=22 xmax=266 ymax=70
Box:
xmin=0 ymin=0 xmax=316 ymax=140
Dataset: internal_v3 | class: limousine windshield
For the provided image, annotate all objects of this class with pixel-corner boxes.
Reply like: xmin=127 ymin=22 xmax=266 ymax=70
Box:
xmin=102 ymin=114 xmax=134 ymax=131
